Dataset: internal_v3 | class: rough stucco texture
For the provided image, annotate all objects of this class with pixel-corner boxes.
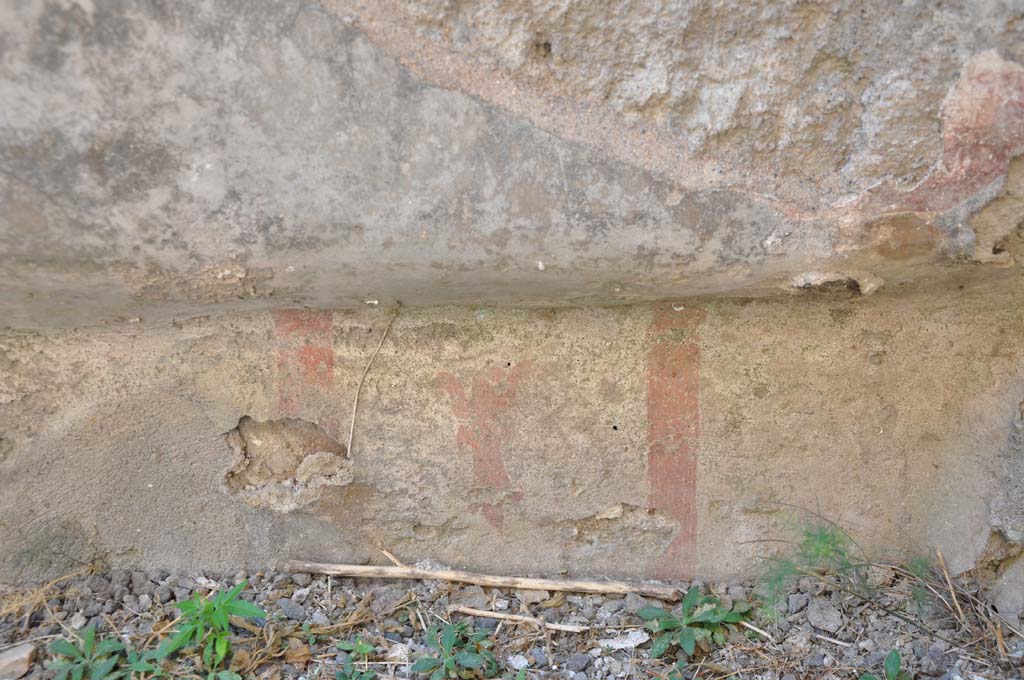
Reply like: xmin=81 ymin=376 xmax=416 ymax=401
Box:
xmin=2 ymin=0 xmax=1024 ymax=617
xmin=1 ymin=0 xmax=1023 ymax=325
xmin=2 ymin=293 xmax=1023 ymax=591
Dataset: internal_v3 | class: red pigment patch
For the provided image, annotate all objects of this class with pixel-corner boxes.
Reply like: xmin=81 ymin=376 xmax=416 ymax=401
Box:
xmin=897 ymin=50 xmax=1024 ymax=212
xmin=272 ymin=310 xmax=337 ymax=435
xmin=437 ymin=363 xmax=529 ymax=531
xmin=646 ymin=307 xmax=704 ymax=579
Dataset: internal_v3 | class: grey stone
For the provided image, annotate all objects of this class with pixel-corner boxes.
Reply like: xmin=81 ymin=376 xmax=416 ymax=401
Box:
xmin=623 ymin=593 xmax=647 ymax=614
xmin=311 ymin=610 xmax=330 ymax=626
xmin=920 ymin=646 xmax=950 ymax=676
xmin=802 ymin=650 xmax=826 ymax=667
xmin=806 ymin=598 xmax=843 ymax=633
xmin=530 ymin=646 xmax=548 ymax=668
xmin=154 ymin=586 xmax=173 ymax=604
xmin=788 ymin=592 xmax=809 ymax=615
xmin=566 ymin=654 xmax=591 ymax=672
xmin=276 ymin=597 xmax=307 ymax=621
xmin=452 ymin=585 xmax=490 ymax=609
xmin=86 ymin=574 xmax=110 ymax=594
xmin=473 ymin=616 xmax=499 ymax=631
xmin=109 ymin=570 xmax=130 ymax=588
xmin=292 ymin=573 xmax=313 ymax=587
xmin=130 ymin=572 xmax=152 ymax=594
xmin=864 ymin=650 xmax=888 ymax=666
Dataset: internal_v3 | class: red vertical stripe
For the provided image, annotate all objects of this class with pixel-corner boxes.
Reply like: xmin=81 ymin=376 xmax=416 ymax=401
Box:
xmin=647 ymin=307 xmax=704 ymax=579
xmin=272 ymin=310 xmax=336 ymax=434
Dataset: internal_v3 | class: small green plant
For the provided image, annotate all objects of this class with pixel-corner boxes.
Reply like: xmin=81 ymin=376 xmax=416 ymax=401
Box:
xmin=337 ymin=637 xmax=375 ymax=661
xmin=860 ymin=650 xmax=911 ymax=680
xmin=762 ymin=521 xmax=873 ymax=619
xmin=122 ymin=646 xmax=166 ymax=678
xmin=759 ymin=514 xmax=963 ymax=650
xmin=48 ymin=625 xmax=125 ymax=680
xmin=335 ymin=659 xmax=377 ymax=680
xmin=159 ymin=580 xmax=265 ymax=678
xmin=336 ymin=637 xmax=377 ymax=680
xmin=302 ymin=622 xmax=317 ymax=646
xmin=638 ymin=585 xmax=751 ymax=666
xmin=410 ymin=622 xmax=499 ymax=680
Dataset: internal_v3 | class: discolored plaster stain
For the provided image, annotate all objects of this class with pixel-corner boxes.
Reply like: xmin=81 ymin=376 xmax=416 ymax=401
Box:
xmin=890 ymin=51 xmax=1024 ymax=213
xmin=862 ymin=213 xmax=939 ymax=260
xmin=436 ymin=362 xmax=531 ymax=531
xmin=272 ymin=309 xmax=339 ymax=436
xmin=646 ymin=306 xmax=704 ymax=579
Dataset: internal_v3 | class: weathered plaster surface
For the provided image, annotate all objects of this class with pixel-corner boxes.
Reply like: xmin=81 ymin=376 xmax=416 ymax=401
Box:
xmin=1 ymin=1 xmax=1023 ymax=326
xmin=2 ymin=293 xmax=1022 ymax=597
xmin=2 ymin=0 xmax=1024 ymax=616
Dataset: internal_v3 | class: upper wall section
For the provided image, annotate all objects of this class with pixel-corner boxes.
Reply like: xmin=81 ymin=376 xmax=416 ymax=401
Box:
xmin=1 ymin=0 xmax=1023 ymax=327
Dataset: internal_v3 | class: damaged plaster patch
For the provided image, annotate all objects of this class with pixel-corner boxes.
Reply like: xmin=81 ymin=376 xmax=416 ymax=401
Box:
xmin=224 ymin=416 xmax=352 ymax=513
xmin=969 ymin=157 xmax=1024 ymax=264
xmin=790 ymin=271 xmax=884 ymax=295
xmin=981 ymin=398 xmax=1024 ymax=626
xmin=566 ymin=503 xmax=678 ymax=559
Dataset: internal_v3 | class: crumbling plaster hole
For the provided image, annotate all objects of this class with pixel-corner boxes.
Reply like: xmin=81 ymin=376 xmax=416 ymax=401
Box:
xmin=790 ymin=271 xmax=884 ymax=296
xmin=223 ymin=416 xmax=352 ymax=513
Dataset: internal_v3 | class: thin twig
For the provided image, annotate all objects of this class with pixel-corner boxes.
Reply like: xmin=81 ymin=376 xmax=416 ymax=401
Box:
xmin=935 ymin=548 xmax=970 ymax=631
xmin=738 ymin=620 xmax=774 ymax=643
xmin=813 ymin=633 xmax=852 ymax=648
xmin=286 ymin=560 xmax=680 ymax=600
xmin=448 ymin=605 xmax=588 ymax=633
xmin=347 ymin=305 xmax=400 ymax=459
xmin=378 ymin=547 xmax=406 ymax=567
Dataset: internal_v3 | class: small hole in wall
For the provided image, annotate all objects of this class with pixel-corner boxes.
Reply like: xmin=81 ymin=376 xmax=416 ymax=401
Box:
xmin=506 ymin=362 xmax=512 ymax=367
xmin=612 ymin=425 xmax=619 ymax=431
xmin=533 ymin=39 xmax=552 ymax=59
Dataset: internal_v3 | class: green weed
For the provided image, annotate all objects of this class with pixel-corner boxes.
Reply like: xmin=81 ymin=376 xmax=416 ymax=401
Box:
xmin=122 ymin=646 xmax=167 ymax=678
xmin=159 ymin=579 xmax=265 ymax=678
xmin=860 ymin=649 xmax=912 ymax=680
xmin=336 ymin=637 xmax=377 ymax=680
xmin=410 ymin=622 xmax=500 ymax=680
xmin=638 ymin=585 xmax=751 ymax=672
xmin=48 ymin=625 xmax=125 ymax=680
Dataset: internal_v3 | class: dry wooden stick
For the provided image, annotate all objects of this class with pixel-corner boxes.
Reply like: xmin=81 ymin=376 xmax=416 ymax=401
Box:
xmin=347 ymin=305 xmax=400 ymax=459
xmin=448 ymin=605 xmax=588 ymax=633
xmin=286 ymin=560 xmax=680 ymax=600
xmin=738 ymin=620 xmax=775 ymax=643
xmin=935 ymin=548 xmax=970 ymax=631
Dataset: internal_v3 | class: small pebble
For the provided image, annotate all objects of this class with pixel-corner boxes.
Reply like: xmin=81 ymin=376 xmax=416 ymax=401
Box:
xmin=276 ymin=597 xmax=306 ymax=621
xmin=623 ymin=593 xmax=647 ymax=614
xmin=566 ymin=653 xmax=591 ymax=672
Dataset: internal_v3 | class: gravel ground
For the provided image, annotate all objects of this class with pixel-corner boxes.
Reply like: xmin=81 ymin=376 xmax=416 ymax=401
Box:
xmin=1 ymin=563 xmax=1021 ymax=679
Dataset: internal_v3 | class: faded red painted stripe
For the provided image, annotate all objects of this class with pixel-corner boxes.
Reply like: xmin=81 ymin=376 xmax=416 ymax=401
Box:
xmin=272 ymin=310 xmax=336 ymax=431
xmin=647 ymin=307 xmax=704 ymax=579
xmin=437 ymin=363 xmax=529 ymax=531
